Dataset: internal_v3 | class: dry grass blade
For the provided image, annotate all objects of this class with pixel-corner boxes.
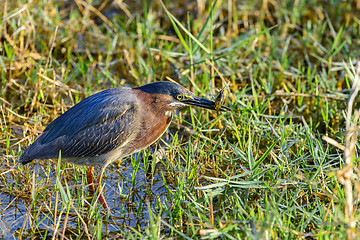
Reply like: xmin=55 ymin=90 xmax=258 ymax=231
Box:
xmin=341 ymin=59 xmax=360 ymax=239
xmin=322 ymin=135 xmax=345 ymax=151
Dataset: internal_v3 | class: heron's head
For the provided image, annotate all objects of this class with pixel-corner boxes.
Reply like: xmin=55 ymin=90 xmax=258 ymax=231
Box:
xmin=136 ymin=81 xmax=230 ymax=111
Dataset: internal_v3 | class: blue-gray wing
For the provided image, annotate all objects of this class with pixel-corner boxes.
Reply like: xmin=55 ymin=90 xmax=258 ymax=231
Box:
xmin=40 ymin=88 xmax=138 ymax=158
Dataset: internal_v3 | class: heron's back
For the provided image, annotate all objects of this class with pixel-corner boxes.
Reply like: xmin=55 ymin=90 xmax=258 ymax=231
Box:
xmin=18 ymin=87 xmax=139 ymax=165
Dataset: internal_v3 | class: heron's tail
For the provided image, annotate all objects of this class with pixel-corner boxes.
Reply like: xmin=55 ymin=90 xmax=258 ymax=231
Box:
xmin=17 ymin=152 xmax=34 ymax=165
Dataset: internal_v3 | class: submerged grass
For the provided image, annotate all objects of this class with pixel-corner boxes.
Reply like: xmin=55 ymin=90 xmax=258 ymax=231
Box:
xmin=1 ymin=0 xmax=360 ymax=239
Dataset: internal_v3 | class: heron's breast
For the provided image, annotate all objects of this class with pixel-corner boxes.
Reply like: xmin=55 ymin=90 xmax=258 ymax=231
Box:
xmin=138 ymin=110 xmax=172 ymax=149
xmin=126 ymin=90 xmax=174 ymax=152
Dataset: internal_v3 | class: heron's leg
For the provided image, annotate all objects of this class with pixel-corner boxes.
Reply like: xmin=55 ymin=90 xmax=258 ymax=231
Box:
xmin=86 ymin=167 xmax=96 ymax=194
xmin=94 ymin=168 xmax=108 ymax=209
xmin=86 ymin=166 xmax=108 ymax=209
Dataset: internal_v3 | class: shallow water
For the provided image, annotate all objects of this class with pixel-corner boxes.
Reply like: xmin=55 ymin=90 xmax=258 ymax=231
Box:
xmin=0 ymin=151 xmax=172 ymax=239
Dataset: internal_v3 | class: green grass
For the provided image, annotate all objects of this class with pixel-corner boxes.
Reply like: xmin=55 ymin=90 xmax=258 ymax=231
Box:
xmin=1 ymin=0 xmax=360 ymax=239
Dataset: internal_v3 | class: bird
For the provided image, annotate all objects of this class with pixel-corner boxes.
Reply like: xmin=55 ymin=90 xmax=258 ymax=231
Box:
xmin=18 ymin=81 xmax=230 ymax=208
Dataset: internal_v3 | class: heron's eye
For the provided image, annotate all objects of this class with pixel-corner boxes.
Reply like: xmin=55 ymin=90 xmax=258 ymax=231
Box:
xmin=176 ymin=95 xmax=183 ymax=100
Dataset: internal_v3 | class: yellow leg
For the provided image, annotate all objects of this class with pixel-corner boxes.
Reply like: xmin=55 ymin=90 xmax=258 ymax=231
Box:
xmin=86 ymin=166 xmax=108 ymax=209
xmin=86 ymin=167 xmax=96 ymax=194
xmin=95 ymin=168 xmax=108 ymax=209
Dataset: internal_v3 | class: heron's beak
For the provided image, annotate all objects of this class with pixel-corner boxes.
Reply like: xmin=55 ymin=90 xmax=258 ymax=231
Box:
xmin=184 ymin=96 xmax=231 ymax=112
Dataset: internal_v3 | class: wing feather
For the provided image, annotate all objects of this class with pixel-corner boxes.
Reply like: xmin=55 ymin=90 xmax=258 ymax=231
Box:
xmin=61 ymin=106 xmax=136 ymax=157
xmin=36 ymin=87 xmax=138 ymax=158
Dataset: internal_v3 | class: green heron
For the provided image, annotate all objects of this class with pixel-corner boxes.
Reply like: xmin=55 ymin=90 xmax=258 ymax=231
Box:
xmin=19 ymin=81 xmax=230 ymax=208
